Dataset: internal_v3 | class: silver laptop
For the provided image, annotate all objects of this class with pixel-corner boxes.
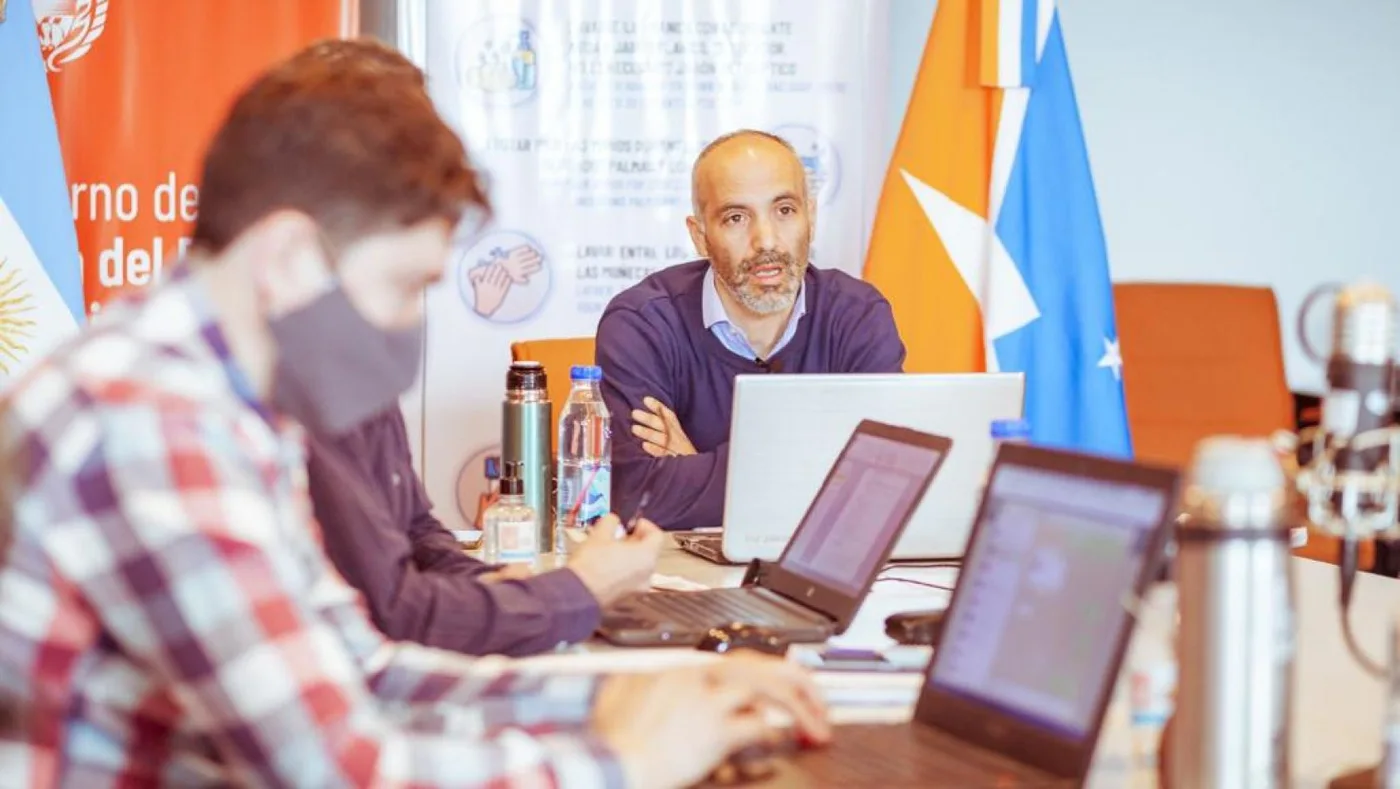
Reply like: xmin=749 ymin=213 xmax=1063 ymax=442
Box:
xmin=676 ymin=373 xmax=1024 ymax=564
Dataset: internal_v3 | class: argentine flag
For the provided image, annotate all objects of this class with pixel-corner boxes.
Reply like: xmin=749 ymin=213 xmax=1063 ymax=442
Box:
xmin=865 ymin=0 xmax=1131 ymax=458
xmin=0 ymin=0 xmax=84 ymax=386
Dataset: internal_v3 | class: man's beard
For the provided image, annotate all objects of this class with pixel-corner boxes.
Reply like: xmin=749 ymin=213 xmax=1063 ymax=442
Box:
xmin=719 ymin=250 xmax=805 ymax=315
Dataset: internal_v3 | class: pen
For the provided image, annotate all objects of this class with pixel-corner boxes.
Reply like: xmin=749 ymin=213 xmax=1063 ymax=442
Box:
xmin=623 ymin=489 xmax=652 ymax=535
xmin=621 ymin=409 xmax=670 ymax=536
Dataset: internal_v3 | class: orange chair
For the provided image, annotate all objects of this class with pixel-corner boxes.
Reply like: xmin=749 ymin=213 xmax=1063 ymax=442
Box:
xmin=1113 ymin=282 xmax=1371 ymax=569
xmin=509 ymin=336 xmax=597 ymax=451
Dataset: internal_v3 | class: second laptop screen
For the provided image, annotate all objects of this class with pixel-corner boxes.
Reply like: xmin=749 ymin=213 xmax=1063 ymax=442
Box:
xmin=778 ymin=432 xmax=943 ymax=595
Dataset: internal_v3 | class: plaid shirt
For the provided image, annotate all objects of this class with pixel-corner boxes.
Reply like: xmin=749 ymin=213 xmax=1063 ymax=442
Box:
xmin=0 ymin=271 xmax=626 ymax=788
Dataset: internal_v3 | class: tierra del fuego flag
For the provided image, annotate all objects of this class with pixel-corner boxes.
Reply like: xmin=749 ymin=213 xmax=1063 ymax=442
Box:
xmin=0 ymin=0 xmax=85 ymax=388
xmin=864 ymin=0 xmax=1132 ymax=458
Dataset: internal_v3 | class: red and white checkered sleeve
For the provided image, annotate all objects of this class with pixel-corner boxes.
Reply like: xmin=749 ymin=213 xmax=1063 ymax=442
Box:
xmin=85 ymin=401 xmax=627 ymax=788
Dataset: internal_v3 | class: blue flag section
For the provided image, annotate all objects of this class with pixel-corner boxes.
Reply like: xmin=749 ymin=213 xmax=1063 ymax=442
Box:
xmin=993 ymin=12 xmax=1133 ymax=458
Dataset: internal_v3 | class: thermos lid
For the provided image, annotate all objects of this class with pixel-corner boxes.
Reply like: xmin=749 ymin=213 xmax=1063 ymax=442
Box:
xmin=506 ymin=361 xmax=548 ymax=392
xmin=1182 ymin=436 xmax=1290 ymax=532
xmin=500 ymin=460 xmax=524 ymax=496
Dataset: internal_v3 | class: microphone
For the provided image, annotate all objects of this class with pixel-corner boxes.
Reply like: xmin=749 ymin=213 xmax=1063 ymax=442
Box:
xmin=754 ymin=357 xmax=784 ymax=373
xmin=1296 ymin=283 xmax=1400 ymax=540
xmin=1276 ymin=283 xmax=1400 ymax=777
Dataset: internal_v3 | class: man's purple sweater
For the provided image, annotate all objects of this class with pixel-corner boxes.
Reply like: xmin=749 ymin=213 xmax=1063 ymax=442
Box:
xmin=595 ymin=259 xmax=906 ymax=531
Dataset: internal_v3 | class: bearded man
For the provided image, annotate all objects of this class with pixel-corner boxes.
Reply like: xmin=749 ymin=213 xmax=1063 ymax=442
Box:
xmin=596 ymin=129 xmax=907 ymax=531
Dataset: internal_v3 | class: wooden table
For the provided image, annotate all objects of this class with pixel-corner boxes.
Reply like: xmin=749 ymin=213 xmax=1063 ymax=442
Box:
xmin=520 ymin=542 xmax=1400 ymax=787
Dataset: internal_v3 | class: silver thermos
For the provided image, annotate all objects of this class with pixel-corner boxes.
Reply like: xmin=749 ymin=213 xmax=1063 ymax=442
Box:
xmin=502 ymin=361 xmax=553 ymax=553
xmin=1172 ymin=436 xmax=1295 ymax=788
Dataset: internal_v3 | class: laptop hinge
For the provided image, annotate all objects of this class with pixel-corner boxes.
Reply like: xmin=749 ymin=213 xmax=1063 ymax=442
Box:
xmin=751 ymin=586 xmax=837 ymax=625
xmin=744 ymin=560 xmax=839 ymax=624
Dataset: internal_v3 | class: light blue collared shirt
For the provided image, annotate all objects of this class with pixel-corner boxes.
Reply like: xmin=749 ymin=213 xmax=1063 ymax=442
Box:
xmin=701 ymin=266 xmax=807 ymax=361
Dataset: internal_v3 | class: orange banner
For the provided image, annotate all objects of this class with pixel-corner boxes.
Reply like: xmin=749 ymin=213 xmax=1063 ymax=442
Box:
xmin=39 ymin=0 xmax=353 ymax=314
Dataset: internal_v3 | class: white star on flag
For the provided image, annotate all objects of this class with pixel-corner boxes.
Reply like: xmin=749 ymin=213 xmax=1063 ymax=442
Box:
xmin=1097 ymin=336 xmax=1123 ymax=380
xmin=898 ymin=169 xmax=1040 ymax=372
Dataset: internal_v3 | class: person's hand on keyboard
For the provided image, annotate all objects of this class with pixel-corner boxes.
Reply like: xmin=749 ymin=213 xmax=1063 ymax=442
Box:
xmin=592 ymin=653 xmax=831 ymax=789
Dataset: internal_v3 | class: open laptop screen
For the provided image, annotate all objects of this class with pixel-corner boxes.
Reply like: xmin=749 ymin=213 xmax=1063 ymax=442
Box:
xmin=927 ymin=462 xmax=1169 ymax=737
xmin=776 ymin=432 xmax=944 ymax=596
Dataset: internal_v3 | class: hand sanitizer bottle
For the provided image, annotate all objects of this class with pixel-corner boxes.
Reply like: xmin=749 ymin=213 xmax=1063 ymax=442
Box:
xmin=483 ymin=461 xmax=538 ymax=566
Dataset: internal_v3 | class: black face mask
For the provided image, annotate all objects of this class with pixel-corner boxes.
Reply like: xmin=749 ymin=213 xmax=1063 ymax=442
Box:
xmin=267 ymin=287 xmax=421 ymax=436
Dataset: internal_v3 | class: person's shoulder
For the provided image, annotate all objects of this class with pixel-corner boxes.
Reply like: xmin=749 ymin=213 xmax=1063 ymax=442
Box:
xmin=809 ymin=265 xmax=892 ymax=311
xmin=597 ymin=259 xmax=706 ymax=336
xmin=2 ymin=290 xmax=269 ymax=480
xmin=601 ymin=259 xmax=707 ymax=316
xmin=3 ymin=308 xmax=182 ymax=434
xmin=305 ymin=407 xmax=408 ymax=478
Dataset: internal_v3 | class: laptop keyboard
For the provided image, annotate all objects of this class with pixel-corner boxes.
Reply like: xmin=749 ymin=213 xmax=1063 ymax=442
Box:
xmin=637 ymin=589 xmax=799 ymax=628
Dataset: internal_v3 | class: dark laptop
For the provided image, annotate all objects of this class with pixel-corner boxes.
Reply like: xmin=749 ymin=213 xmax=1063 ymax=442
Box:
xmin=597 ymin=421 xmax=952 ymax=647
xmin=753 ymin=443 xmax=1180 ymax=787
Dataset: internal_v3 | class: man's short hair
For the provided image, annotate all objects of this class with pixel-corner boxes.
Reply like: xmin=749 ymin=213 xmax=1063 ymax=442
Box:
xmin=690 ymin=129 xmax=804 ymax=217
xmin=191 ymin=37 xmax=488 ymax=253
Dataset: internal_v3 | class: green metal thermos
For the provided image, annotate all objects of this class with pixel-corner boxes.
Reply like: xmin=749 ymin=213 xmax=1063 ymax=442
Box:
xmin=501 ymin=361 xmax=553 ymax=553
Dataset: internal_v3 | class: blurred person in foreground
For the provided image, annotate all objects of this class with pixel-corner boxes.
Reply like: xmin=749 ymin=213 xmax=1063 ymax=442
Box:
xmin=596 ymin=129 xmax=906 ymax=531
xmin=0 ymin=39 xmax=828 ymax=788
xmin=297 ymin=41 xmax=661 ymax=659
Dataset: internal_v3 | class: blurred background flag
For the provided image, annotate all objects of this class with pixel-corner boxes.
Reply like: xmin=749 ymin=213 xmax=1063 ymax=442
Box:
xmin=0 ymin=0 xmax=85 ymax=386
xmin=863 ymin=0 xmax=1132 ymax=457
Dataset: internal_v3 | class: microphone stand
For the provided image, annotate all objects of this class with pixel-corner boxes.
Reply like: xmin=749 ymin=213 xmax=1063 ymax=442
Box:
xmin=1317 ymin=428 xmax=1400 ymax=789
xmin=1376 ymin=536 xmax=1400 ymax=578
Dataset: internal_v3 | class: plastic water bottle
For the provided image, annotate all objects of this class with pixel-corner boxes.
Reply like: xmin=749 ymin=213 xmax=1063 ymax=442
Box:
xmin=978 ymin=418 xmax=1031 ymax=497
xmin=482 ymin=461 xmax=538 ymax=565
xmin=555 ymin=365 xmax=611 ymax=555
xmin=990 ymin=417 xmax=1031 ymax=452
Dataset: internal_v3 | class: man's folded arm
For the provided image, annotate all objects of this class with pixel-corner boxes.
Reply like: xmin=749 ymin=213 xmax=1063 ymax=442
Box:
xmin=611 ymin=446 xmax=729 ymax=531
xmin=596 ymin=307 xmax=727 ymax=530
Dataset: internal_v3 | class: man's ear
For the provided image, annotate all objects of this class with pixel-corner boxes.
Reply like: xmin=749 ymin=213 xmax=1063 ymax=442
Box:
xmin=685 ymin=214 xmax=709 ymax=259
xmin=245 ymin=211 xmax=335 ymax=317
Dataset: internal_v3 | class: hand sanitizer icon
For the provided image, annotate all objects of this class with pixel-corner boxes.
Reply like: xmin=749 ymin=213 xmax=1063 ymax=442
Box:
xmin=512 ymin=30 xmax=537 ymax=91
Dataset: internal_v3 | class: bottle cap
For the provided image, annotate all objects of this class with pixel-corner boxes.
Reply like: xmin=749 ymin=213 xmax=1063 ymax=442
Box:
xmin=500 ymin=460 xmax=524 ymax=496
xmin=570 ymin=365 xmax=603 ymax=382
xmin=990 ymin=418 xmax=1032 ymax=440
xmin=506 ymin=361 xmax=548 ymax=393
xmin=483 ymin=456 xmax=500 ymax=480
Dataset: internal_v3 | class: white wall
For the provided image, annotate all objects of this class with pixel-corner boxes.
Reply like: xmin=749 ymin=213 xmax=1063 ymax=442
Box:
xmin=885 ymin=0 xmax=1400 ymax=393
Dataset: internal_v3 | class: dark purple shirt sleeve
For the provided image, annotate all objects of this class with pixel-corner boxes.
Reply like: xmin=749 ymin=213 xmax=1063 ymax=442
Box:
xmin=307 ymin=410 xmax=601 ymax=657
xmin=596 ymin=308 xmax=729 ymax=532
